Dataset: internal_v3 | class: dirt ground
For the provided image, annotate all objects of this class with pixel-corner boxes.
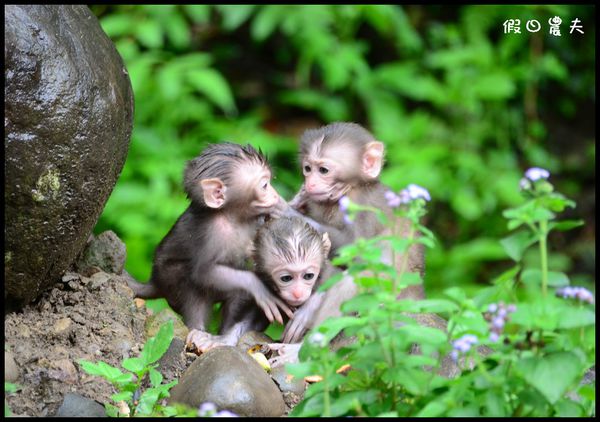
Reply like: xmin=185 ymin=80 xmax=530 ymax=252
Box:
xmin=4 ymin=269 xmax=189 ymax=417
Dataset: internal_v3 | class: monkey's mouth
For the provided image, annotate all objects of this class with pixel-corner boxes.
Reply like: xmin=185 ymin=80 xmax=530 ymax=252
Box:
xmin=286 ymin=298 xmax=307 ymax=307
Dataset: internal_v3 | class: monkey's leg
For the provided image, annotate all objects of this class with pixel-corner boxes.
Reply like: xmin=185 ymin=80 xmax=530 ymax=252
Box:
xmin=183 ymin=295 xmax=217 ymax=352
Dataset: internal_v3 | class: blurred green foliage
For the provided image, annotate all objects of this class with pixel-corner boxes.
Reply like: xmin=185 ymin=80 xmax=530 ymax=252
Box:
xmin=91 ymin=5 xmax=595 ymax=301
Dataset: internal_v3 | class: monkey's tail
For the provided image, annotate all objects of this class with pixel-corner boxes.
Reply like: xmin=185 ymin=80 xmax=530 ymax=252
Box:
xmin=122 ymin=271 xmax=161 ymax=299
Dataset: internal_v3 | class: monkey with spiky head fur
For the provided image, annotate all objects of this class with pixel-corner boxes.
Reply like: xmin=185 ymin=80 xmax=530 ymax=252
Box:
xmin=253 ymin=216 xmax=336 ymax=343
xmin=128 ymin=142 xmax=294 ymax=352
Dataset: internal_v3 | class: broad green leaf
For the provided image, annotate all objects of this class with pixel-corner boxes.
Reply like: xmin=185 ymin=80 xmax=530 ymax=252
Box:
xmin=182 ymin=5 xmax=210 ymax=23
xmin=135 ymin=388 xmax=161 ymax=416
xmin=105 ymin=403 xmax=119 ymax=417
xmin=187 ymin=69 xmax=236 ymax=113
xmin=140 ymin=320 xmax=174 ymax=366
xmin=251 ymin=5 xmax=284 ymax=41
xmin=485 ymin=390 xmax=507 ymax=416
xmin=417 ymin=401 xmax=447 ymax=417
xmin=554 ymin=399 xmax=584 ymax=416
xmin=521 ymin=269 xmax=569 ymax=287
xmin=111 ymin=391 xmax=133 ymax=402
xmin=149 ymin=367 xmax=163 ymax=387
xmin=100 ymin=15 xmax=134 ymax=37
xmin=516 ymin=352 xmax=584 ymax=404
xmin=500 ymin=230 xmax=537 ymax=261
xmin=216 ymin=5 xmax=256 ymax=30
xmin=395 ymin=324 xmax=447 ymax=346
xmin=556 ymin=307 xmax=596 ymax=329
xmin=78 ymin=360 xmax=133 ymax=384
xmin=135 ymin=20 xmax=163 ymax=49
xmin=122 ymin=357 xmax=144 ymax=374
xmin=472 ymin=72 xmax=516 ymax=100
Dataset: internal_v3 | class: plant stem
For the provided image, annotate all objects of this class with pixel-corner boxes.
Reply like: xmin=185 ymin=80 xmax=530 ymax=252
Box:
xmin=539 ymin=220 xmax=549 ymax=296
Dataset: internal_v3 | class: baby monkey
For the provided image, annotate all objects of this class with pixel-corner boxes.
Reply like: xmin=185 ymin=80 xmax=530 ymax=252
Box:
xmin=253 ymin=216 xmax=336 ymax=344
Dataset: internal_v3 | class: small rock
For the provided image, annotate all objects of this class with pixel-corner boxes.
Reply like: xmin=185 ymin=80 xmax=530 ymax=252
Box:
xmin=76 ymin=231 xmax=127 ymax=275
xmin=236 ymin=330 xmax=274 ymax=351
xmin=134 ymin=298 xmax=145 ymax=309
xmin=270 ymin=365 xmax=306 ymax=396
xmin=55 ymin=393 xmax=106 ymax=417
xmin=54 ymin=317 xmax=72 ymax=335
xmin=156 ymin=337 xmax=187 ymax=379
xmin=48 ymin=359 xmax=78 ymax=384
xmin=145 ymin=308 xmax=188 ymax=341
xmin=88 ymin=272 xmax=112 ymax=291
xmin=169 ymin=346 xmax=286 ymax=417
xmin=5 ymin=351 xmax=20 ymax=382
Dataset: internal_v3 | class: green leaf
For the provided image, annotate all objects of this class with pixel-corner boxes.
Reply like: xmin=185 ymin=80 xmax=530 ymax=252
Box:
xmin=472 ymin=72 xmax=516 ymax=100
xmin=395 ymin=324 xmax=447 ymax=346
xmin=149 ymin=367 xmax=163 ymax=387
xmin=417 ymin=401 xmax=447 ymax=417
xmin=500 ymin=230 xmax=537 ymax=261
xmin=516 ymin=352 xmax=584 ymax=404
xmin=548 ymin=219 xmax=584 ymax=232
xmin=78 ymin=360 xmax=133 ymax=384
xmin=182 ymin=5 xmax=210 ymax=23
xmin=556 ymin=306 xmax=596 ymax=329
xmin=100 ymin=15 xmax=134 ymax=37
xmin=111 ymin=391 xmax=133 ymax=403
xmin=485 ymin=390 xmax=507 ymax=416
xmin=554 ymin=399 xmax=584 ymax=417
xmin=187 ymin=69 xmax=236 ymax=114
xmin=105 ymin=403 xmax=119 ymax=417
xmin=135 ymin=20 xmax=163 ymax=49
xmin=216 ymin=5 xmax=256 ymax=30
xmin=140 ymin=320 xmax=174 ymax=366
xmin=122 ymin=357 xmax=144 ymax=374
xmin=521 ymin=269 xmax=569 ymax=287
xmin=251 ymin=5 xmax=284 ymax=41
xmin=135 ymin=388 xmax=161 ymax=416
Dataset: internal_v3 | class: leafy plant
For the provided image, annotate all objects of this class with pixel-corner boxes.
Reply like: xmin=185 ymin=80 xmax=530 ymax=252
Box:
xmin=5 ymin=382 xmax=20 ymax=417
xmin=287 ymin=169 xmax=594 ymax=417
xmin=78 ymin=320 xmax=188 ymax=417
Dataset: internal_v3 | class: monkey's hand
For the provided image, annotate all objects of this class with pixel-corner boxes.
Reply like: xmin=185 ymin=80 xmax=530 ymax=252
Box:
xmin=267 ymin=342 xmax=302 ymax=367
xmin=281 ymin=292 xmax=324 ymax=343
xmin=289 ymin=184 xmax=309 ymax=214
xmin=252 ymin=282 xmax=295 ymax=325
xmin=268 ymin=195 xmax=293 ymax=219
xmin=186 ymin=329 xmax=235 ymax=354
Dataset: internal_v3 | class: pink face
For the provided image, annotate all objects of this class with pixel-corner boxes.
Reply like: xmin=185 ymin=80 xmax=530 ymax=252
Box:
xmin=271 ymin=262 xmax=320 ymax=307
xmin=234 ymin=163 xmax=281 ymax=214
xmin=302 ymin=144 xmax=355 ymax=202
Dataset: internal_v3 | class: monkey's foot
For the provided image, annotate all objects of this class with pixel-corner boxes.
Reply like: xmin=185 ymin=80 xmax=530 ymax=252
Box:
xmin=186 ymin=329 xmax=232 ymax=354
xmin=267 ymin=342 xmax=302 ymax=367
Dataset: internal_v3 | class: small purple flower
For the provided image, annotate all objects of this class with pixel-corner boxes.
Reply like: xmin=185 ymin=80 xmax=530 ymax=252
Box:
xmin=343 ymin=214 xmax=353 ymax=225
xmin=489 ymin=332 xmax=500 ymax=343
xmin=507 ymin=304 xmax=517 ymax=313
xmin=519 ymin=178 xmax=532 ymax=190
xmin=450 ymin=350 xmax=459 ymax=362
xmin=339 ymin=195 xmax=350 ymax=213
xmin=497 ymin=308 xmax=507 ymax=318
xmin=214 ymin=410 xmax=239 ymax=417
xmin=492 ymin=316 xmax=505 ymax=329
xmin=309 ymin=332 xmax=327 ymax=347
xmin=198 ymin=402 xmax=217 ymax=416
xmin=557 ymin=286 xmax=594 ymax=304
xmin=488 ymin=303 xmax=498 ymax=313
xmin=404 ymin=184 xmax=431 ymax=201
xmin=384 ymin=190 xmax=402 ymax=208
xmin=524 ymin=167 xmax=550 ymax=181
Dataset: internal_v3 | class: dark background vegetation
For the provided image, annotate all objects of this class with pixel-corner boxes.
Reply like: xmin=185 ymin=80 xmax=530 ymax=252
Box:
xmin=90 ymin=5 xmax=595 ymax=313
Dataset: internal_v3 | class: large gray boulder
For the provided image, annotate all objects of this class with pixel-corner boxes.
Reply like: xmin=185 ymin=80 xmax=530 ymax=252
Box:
xmin=4 ymin=5 xmax=134 ymax=308
xmin=170 ymin=346 xmax=286 ymax=417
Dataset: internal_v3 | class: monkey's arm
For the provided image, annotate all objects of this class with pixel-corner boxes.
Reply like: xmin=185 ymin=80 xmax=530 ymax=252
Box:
xmin=204 ymin=265 xmax=294 ymax=324
xmin=281 ymin=291 xmax=325 ymax=343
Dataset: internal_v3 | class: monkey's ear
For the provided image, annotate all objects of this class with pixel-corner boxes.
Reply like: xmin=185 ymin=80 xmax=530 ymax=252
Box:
xmin=362 ymin=141 xmax=384 ymax=179
xmin=200 ymin=178 xmax=227 ymax=208
xmin=321 ymin=232 xmax=331 ymax=256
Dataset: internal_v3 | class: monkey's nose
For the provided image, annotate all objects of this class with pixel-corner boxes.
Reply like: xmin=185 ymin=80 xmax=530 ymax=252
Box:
xmin=292 ymin=290 xmax=303 ymax=299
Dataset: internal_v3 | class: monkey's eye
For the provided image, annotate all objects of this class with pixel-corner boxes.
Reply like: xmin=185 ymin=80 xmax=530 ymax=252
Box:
xmin=262 ymin=182 xmax=268 ymax=190
xmin=318 ymin=167 xmax=329 ymax=175
xmin=304 ymin=165 xmax=311 ymax=173
xmin=280 ymin=275 xmax=293 ymax=283
xmin=303 ymin=273 xmax=315 ymax=280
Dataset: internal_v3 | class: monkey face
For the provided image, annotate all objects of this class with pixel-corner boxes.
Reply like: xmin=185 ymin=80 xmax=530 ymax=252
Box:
xmin=230 ymin=162 xmax=280 ymax=215
xmin=271 ymin=262 xmax=320 ymax=307
xmin=302 ymin=146 xmax=354 ymax=202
